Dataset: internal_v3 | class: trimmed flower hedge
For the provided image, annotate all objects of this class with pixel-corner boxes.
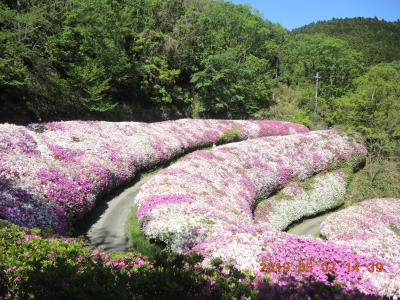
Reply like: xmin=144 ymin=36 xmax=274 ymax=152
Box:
xmin=320 ymin=198 xmax=400 ymax=298
xmin=0 ymin=119 xmax=307 ymax=234
xmin=3 ymin=118 xmax=398 ymax=298
xmin=136 ymin=130 xmax=366 ymax=253
xmin=134 ymin=131 xmax=399 ymax=298
xmin=321 ymin=198 xmax=400 ymax=242
xmin=254 ymin=170 xmax=349 ymax=230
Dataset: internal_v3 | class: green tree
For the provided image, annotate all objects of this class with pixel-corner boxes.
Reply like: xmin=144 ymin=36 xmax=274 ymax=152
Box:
xmin=331 ymin=61 xmax=400 ymax=157
xmin=48 ymin=0 xmax=132 ymax=111
xmin=0 ymin=1 xmax=74 ymax=121
xmin=129 ymin=30 xmax=182 ymax=104
xmin=281 ymin=34 xmax=365 ymax=101
xmin=191 ymin=48 xmax=273 ymax=118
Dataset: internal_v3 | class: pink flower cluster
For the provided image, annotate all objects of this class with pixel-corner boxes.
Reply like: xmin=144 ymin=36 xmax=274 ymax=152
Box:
xmin=0 ymin=119 xmax=306 ymax=233
xmin=89 ymin=249 xmax=149 ymax=271
xmin=320 ymin=198 xmax=400 ymax=297
xmin=134 ymin=130 xmax=399 ymax=297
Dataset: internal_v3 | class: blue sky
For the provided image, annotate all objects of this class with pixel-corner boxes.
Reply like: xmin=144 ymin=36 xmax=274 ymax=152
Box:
xmin=230 ymin=0 xmax=400 ymax=30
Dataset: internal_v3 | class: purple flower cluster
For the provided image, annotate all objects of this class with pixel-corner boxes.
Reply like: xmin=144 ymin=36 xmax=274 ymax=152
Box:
xmin=0 ymin=119 xmax=307 ymax=233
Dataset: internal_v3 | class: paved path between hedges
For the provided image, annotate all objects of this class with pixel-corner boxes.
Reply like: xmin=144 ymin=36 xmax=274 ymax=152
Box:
xmin=87 ymin=171 xmax=334 ymax=250
xmin=287 ymin=213 xmax=333 ymax=238
xmin=87 ymin=175 xmax=152 ymax=252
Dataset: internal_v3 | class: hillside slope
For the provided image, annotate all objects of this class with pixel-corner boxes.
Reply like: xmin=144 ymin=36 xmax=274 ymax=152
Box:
xmin=293 ymin=17 xmax=400 ymax=65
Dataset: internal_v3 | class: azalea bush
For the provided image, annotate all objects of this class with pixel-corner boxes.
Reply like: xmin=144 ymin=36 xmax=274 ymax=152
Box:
xmin=321 ymin=198 xmax=400 ymax=241
xmin=254 ymin=169 xmax=350 ymax=230
xmin=0 ymin=220 xmax=152 ymax=299
xmin=1 ymin=220 xmax=374 ymax=300
xmin=0 ymin=220 xmax=218 ymax=299
xmin=195 ymin=226 xmax=383 ymax=297
xmin=0 ymin=119 xmax=307 ymax=234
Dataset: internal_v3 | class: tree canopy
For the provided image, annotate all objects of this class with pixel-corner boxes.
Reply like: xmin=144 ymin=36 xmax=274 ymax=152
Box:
xmin=294 ymin=17 xmax=400 ymax=65
xmin=330 ymin=62 xmax=400 ymax=157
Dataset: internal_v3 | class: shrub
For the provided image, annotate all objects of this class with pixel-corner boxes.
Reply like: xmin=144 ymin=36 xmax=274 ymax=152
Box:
xmin=255 ymin=170 xmax=349 ymax=230
xmin=217 ymin=126 xmax=242 ymax=144
xmin=292 ymin=111 xmax=311 ymax=126
xmin=133 ymin=130 xmax=400 ymax=296
xmin=0 ymin=220 xmax=149 ymax=299
xmin=1 ymin=220 xmax=378 ymax=299
xmin=344 ymin=159 xmax=400 ymax=206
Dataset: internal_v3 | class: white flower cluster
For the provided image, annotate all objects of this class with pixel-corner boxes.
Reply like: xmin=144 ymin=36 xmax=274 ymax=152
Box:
xmin=254 ymin=170 xmax=348 ymax=230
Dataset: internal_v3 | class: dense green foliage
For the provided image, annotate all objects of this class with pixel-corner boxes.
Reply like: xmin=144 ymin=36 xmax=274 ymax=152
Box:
xmin=0 ymin=220 xmax=252 ymax=299
xmin=254 ymin=84 xmax=313 ymax=127
xmin=330 ymin=62 xmax=400 ymax=157
xmin=0 ymin=0 xmax=285 ymax=122
xmin=2 ymin=220 xmax=359 ymax=300
xmin=281 ymin=34 xmax=365 ymax=100
xmin=344 ymin=160 xmax=400 ymax=206
xmin=294 ymin=17 xmax=400 ymax=65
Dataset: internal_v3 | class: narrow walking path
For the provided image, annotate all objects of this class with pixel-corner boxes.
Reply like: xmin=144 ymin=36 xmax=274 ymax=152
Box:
xmin=287 ymin=213 xmax=333 ymax=238
xmin=86 ymin=176 xmax=152 ymax=252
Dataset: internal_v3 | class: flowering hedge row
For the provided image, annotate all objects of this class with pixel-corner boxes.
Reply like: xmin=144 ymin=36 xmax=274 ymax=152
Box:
xmin=136 ymin=130 xmax=366 ymax=252
xmin=135 ymin=131 xmax=399 ymax=297
xmin=0 ymin=119 xmax=307 ymax=234
xmin=320 ymin=198 xmax=400 ymax=298
xmin=254 ymin=170 xmax=349 ymax=230
xmin=321 ymin=198 xmax=400 ymax=242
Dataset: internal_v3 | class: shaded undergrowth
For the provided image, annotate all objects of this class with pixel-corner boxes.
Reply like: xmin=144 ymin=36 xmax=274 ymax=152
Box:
xmin=127 ymin=205 xmax=164 ymax=260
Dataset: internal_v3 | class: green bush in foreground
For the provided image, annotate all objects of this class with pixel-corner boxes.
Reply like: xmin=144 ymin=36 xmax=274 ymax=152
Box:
xmin=1 ymin=220 xmax=376 ymax=299
xmin=0 ymin=220 xmax=147 ymax=299
xmin=0 ymin=220 xmax=256 ymax=299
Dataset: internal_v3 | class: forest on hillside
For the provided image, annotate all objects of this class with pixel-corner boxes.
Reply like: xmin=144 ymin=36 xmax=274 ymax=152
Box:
xmin=1 ymin=1 xmax=399 ymax=158
xmin=294 ymin=17 xmax=400 ymax=65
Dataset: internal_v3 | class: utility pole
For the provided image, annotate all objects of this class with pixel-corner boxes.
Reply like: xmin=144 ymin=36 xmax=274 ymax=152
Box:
xmin=314 ymin=72 xmax=321 ymax=114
